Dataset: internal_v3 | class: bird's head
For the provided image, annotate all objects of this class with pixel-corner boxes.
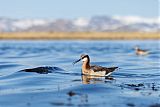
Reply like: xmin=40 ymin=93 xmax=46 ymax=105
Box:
xmin=73 ymin=54 xmax=90 ymax=65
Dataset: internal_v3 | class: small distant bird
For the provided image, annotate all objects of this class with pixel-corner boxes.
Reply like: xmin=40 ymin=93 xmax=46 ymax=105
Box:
xmin=134 ymin=46 xmax=149 ymax=55
xmin=73 ymin=54 xmax=118 ymax=77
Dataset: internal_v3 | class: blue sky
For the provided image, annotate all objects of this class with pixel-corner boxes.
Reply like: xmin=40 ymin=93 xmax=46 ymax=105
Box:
xmin=0 ymin=0 xmax=158 ymax=19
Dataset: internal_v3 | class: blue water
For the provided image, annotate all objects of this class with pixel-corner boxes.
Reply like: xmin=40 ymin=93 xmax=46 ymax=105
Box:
xmin=0 ymin=40 xmax=159 ymax=107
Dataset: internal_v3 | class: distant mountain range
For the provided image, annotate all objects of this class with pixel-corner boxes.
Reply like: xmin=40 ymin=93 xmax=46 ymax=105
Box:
xmin=0 ymin=16 xmax=159 ymax=32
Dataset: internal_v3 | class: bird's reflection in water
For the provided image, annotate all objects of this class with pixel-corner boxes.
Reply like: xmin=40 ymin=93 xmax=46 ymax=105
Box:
xmin=81 ymin=75 xmax=114 ymax=84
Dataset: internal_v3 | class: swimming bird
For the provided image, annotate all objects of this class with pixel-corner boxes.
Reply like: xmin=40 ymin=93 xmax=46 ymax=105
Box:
xmin=73 ymin=54 xmax=118 ymax=77
xmin=134 ymin=46 xmax=149 ymax=55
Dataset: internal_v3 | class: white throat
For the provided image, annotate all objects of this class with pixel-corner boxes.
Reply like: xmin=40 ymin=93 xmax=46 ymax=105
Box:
xmin=82 ymin=57 xmax=88 ymax=62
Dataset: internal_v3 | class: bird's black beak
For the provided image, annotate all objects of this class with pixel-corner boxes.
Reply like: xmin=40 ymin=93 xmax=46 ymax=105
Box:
xmin=73 ymin=58 xmax=81 ymax=65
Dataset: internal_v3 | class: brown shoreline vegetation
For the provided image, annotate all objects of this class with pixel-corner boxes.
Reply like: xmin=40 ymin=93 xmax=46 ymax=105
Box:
xmin=0 ymin=32 xmax=159 ymax=40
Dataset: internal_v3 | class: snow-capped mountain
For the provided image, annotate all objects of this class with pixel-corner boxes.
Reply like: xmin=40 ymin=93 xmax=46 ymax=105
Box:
xmin=0 ymin=16 xmax=159 ymax=32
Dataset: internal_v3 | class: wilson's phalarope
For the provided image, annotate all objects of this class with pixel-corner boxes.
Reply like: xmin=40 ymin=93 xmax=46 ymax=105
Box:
xmin=73 ymin=54 xmax=118 ymax=77
xmin=134 ymin=46 xmax=149 ymax=55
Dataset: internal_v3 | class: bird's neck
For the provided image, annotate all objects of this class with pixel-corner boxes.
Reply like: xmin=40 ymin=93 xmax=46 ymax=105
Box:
xmin=82 ymin=61 xmax=90 ymax=69
xmin=82 ymin=61 xmax=91 ymax=74
xmin=136 ymin=48 xmax=140 ymax=51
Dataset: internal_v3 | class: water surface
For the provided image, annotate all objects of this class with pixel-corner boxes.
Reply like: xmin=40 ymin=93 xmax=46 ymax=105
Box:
xmin=0 ymin=40 xmax=159 ymax=107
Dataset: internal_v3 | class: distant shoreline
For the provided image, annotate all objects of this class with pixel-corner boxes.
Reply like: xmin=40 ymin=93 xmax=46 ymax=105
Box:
xmin=0 ymin=32 xmax=159 ymax=40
